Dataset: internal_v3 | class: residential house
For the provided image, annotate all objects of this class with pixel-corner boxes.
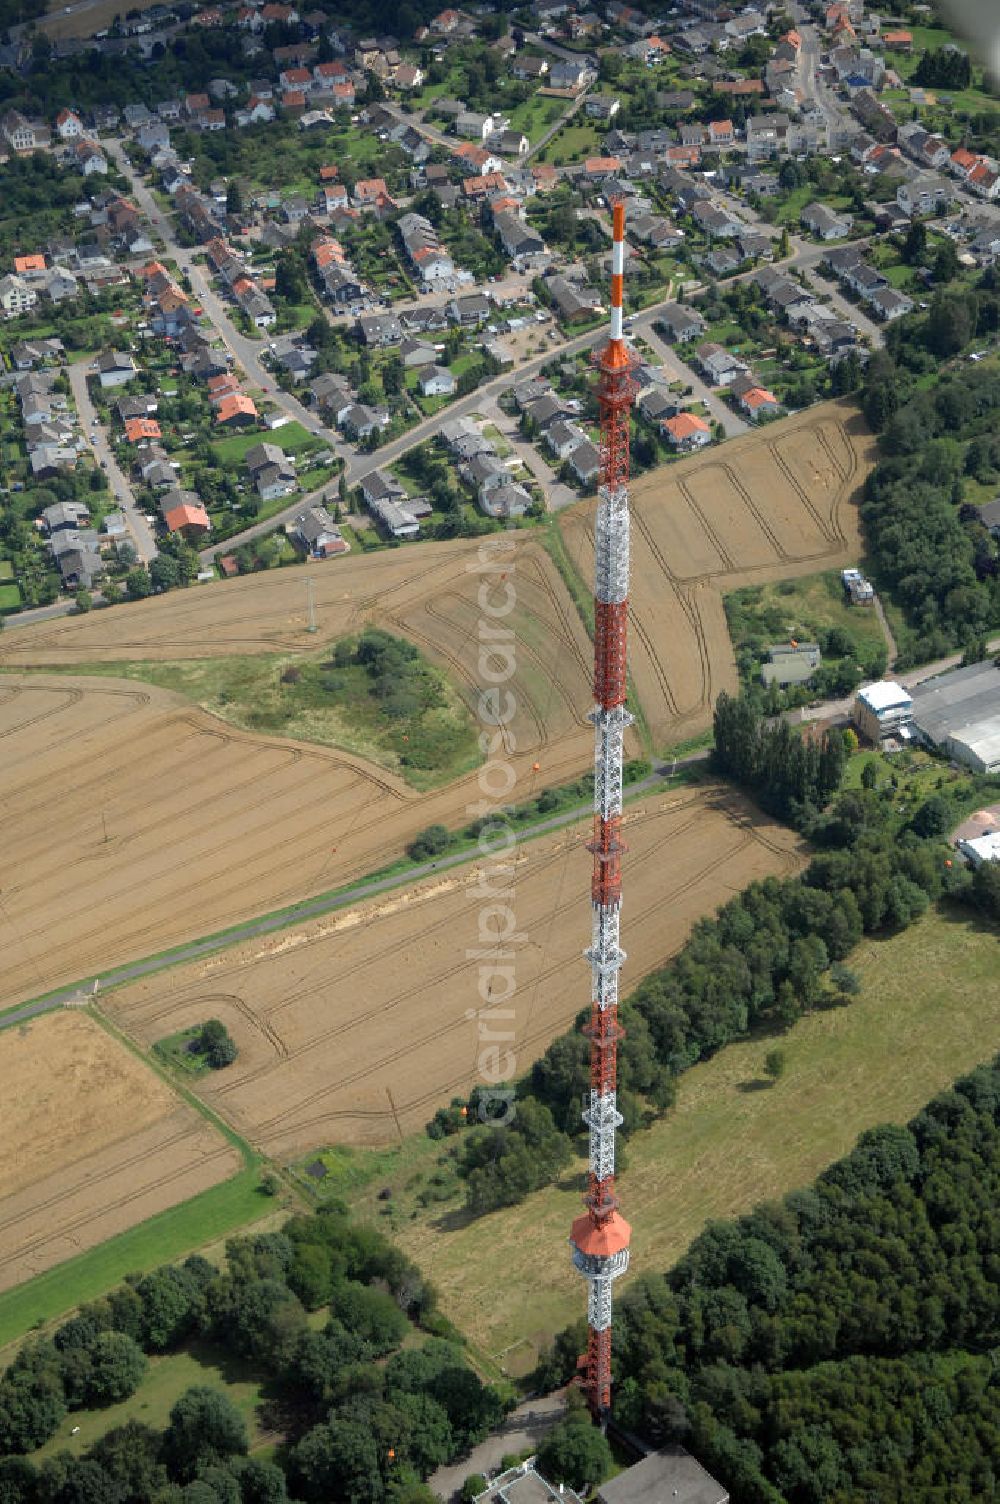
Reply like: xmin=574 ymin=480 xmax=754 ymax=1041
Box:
xmin=0 ymin=274 xmax=37 ymax=318
xmin=746 ymin=113 xmax=789 ymax=162
xmin=545 ymin=417 xmax=589 ymax=462
xmin=358 ymin=311 xmax=404 ymax=347
xmin=585 ymin=96 xmax=621 ymax=122
xmin=291 ymin=504 xmax=348 ymax=557
xmin=96 ymin=349 xmax=138 ymax=387
xmin=897 ymin=174 xmax=951 ymax=217
xmin=215 ymin=393 xmax=258 ymax=425
xmin=656 ymin=303 xmax=706 ymax=344
xmin=2 ymin=110 xmax=44 ymax=151
xmin=801 ymin=202 xmax=854 ymax=240
xmin=255 ymin=460 xmax=298 ymax=500
xmin=340 ymin=402 xmax=389 ymax=440
xmin=546 ymin=275 xmax=601 ymax=324
xmin=419 ymin=364 xmax=455 ymax=397
xmin=511 ymin=55 xmax=548 ymax=83
xmin=55 ymin=108 xmax=84 ymax=140
xmin=567 ymin=439 xmax=600 ymax=486
xmin=868 ymin=285 xmax=914 ymax=321
xmin=662 ymin=411 xmax=711 ymax=450
xmin=161 ymin=488 xmax=211 ymax=534
xmin=481 ymin=481 xmax=531 ymax=518
xmin=696 ymin=341 xmax=750 ymax=386
xmin=739 ymin=385 xmax=780 ymax=419
xmin=397 ymin=211 xmax=455 ymax=284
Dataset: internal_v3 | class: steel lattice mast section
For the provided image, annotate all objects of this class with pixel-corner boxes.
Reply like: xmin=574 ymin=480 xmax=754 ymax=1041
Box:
xmin=569 ymin=200 xmax=637 ymax=1423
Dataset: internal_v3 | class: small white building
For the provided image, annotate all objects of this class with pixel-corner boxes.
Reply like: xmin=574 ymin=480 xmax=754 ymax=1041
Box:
xmin=854 ymin=680 xmax=913 ymax=743
xmin=958 ymin=831 xmax=1000 ymax=866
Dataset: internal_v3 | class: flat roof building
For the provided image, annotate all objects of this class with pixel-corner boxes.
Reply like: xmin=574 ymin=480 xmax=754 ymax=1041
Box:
xmin=598 ymin=1449 xmax=729 ymax=1504
xmin=958 ymin=831 xmax=1000 ymax=866
xmin=475 ymin=1465 xmax=583 ymax=1504
xmin=911 ymin=661 xmax=1000 ymax=774
xmin=854 ymin=680 xmax=913 ymax=743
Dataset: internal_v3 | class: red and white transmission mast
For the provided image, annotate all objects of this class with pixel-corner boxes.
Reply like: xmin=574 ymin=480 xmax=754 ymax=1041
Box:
xmin=569 ymin=201 xmax=638 ymax=1423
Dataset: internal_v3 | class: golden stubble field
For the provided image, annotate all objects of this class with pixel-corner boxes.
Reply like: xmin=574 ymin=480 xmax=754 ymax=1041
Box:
xmin=0 ymin=405 xmax=871 ymax=1287
xmin=560 ymin=400 xmax=873 ymax=746
xmin=0 ymin=1010 xmax=240 ymax=1293
xmin=104 ymin=783 xmax=804 ymax=1157
xmin=0 ymin=404 xmax=872 ymax=1014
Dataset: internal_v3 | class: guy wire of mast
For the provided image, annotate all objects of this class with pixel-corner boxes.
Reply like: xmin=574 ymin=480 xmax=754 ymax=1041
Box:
xmin=568 ymin=198 xmax=638 ymax=1423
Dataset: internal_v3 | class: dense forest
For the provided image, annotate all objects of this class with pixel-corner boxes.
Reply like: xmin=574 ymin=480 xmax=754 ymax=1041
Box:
xmin=859 ymin=269 xmax=1000 ymax=667
xmin=536 ymin=1056 xmax=1000 ymax=1503
xmin=433 ymin=702 xmax=977 ymax=1212
xmin=0 ymin=1203 xmax=509 ymax=1500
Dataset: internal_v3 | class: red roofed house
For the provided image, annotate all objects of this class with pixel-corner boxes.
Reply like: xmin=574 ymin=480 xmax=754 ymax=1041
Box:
xmin=532 ymin=163 xmax=558 ymax=191
xmin=431 ymin=8 xmax=461 ymax=32
xmin=207 ymin=375 xmax=243 ymax=406
xmin=463 ymin=171 xmax=508 ymax=200
xmin=584 ymin=156 xmax=622 ymax=179
xmin=313 ymin=61 xmax=347 ymax=85
xmin=280 ymin=66 xmax=312 ymax=91
xmin=216 ymin=393 xmax=258 ymax=426
xmin=354 ymin=176 xmax=391 ymax=206
xmin=55 ymin=108 xmax=83 ymax=140
xmin=969 ymin=163 xmax=1000 ymax=201
xmin=666 ymin=145 xmax=701 ymax=168
xmin=882 ymin=30 xmax=912 ymax=51
xmin=739 ymin=386 xmax=780 ymax=420
xmin=282 ymin=91 xmax=307 ymax=114
xmin=783 ymin=29 xmax=801 ymax=50
xmin=319 ymin=163 xmax=339 ymax=182
xmin=950 ymin=147 xmax=980 ymax=178
xmin=14 ymin=254 xmax=46 ymax=274
xmin=453 ymin=142 xmax=503 ymax=176
xmin=163 ymin=499 xmax=211 ymax=534
xmin=125 ymin=417 xmax=162 ymax=443
xmin=708 ymin=120 xmax=734 ymax=146
xmin=662 ymin=411 xmax=711 ymax=451
xmin=332 ymin=82 xmax=356 ymax=107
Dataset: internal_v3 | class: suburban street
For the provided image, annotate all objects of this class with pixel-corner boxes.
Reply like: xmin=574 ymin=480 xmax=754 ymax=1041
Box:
xmin=66 ymin=357 xmax=158 ymax=565
xmin=105 ymin=117 xmax=886 ymax=566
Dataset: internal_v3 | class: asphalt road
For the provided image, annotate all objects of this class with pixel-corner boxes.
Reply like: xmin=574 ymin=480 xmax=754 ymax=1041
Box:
xmin=67 ymin=357 xmax=158 ymax=565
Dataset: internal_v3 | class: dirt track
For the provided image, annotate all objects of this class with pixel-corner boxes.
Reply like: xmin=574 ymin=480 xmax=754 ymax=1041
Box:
xmin=105 ymin=784 xmax=803 ymax=1156
xmin=560 ymin=401 xmax=873 ymax=746
xmin=0 ymin=1011 xmax=240 ymax=1292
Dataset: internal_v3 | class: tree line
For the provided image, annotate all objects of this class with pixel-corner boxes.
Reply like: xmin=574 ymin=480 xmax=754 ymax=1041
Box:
xmin=0 ymin=1202 xmax=509 ymax=1504
xmin=859 ymin=269 xmax=1000 ymax=667
xmin=536 ymin=1055 xmax=1000 ymax=1502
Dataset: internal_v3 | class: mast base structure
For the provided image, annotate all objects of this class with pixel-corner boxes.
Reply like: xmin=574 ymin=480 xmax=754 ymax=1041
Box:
xmin=568 ymin=199 xmax=639 ymax=1425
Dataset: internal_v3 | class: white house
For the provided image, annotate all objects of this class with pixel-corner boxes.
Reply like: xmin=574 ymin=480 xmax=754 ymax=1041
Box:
xmin=854 ymin=681 xmax=913 ymax=743
xmin=0 ymin=274 xmax=37 ymax=318
xmin=419 ymin=364 xmax=456 ymax=397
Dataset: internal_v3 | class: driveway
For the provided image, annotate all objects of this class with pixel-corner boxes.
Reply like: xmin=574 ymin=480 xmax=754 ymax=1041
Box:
xmin=637 ymin=319 xmax=749 ymax=436
xmin=429 ymin=1394 xmax=567 ymax=1502
xmin=67 ymin=358 xmax=158 ymax=564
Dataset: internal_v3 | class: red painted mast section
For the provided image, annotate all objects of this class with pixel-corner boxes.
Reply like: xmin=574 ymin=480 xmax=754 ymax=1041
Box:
xmin=570 ymin=200 xmax=638 ymax=1421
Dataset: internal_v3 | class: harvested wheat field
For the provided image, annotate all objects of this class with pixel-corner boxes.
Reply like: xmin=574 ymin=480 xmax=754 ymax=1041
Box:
xmin=0 ymin=537 xmax=605 ymax=1011
xmin=105 ymin=781 xmax=803 ymax=1159
xmin=560 ymin=400 xmax=874 ymax=746
xmin=0 ymin=1010 xmax=240 ymax=1292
